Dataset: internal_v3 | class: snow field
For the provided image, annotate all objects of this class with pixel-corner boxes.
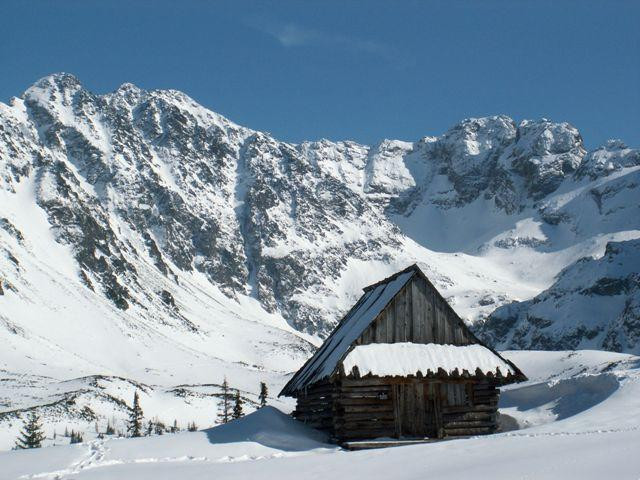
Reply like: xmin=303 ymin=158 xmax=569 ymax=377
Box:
xmin=2 ymin=350 xmax=639 ymax=480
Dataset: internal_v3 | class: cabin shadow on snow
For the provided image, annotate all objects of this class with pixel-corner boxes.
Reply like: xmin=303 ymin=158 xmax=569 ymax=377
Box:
xmin=203 ymin=406 xmax=331 ymax=452
xmin=499 ymin=373 xmax=620 ymax=421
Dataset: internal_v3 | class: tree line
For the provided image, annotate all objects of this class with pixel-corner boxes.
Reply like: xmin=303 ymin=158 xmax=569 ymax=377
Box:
xmin=15 ymin=380 xmax=270 ymax=449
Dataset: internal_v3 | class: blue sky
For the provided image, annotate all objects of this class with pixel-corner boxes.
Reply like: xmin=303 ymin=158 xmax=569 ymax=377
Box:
xmin=2 ymin=0 xmax=638 ymax=148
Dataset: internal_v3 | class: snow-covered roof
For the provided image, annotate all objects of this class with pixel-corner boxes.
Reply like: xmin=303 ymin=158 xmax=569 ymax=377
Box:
xmin=342 ymin=343 xmax=516 ymax=378
xmin=280 ymin=267 xmax=416 ymax=396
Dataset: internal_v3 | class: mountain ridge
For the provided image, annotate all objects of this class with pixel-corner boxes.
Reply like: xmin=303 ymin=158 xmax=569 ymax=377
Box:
xmin=1 ymin=72 xmax=639 ymax=357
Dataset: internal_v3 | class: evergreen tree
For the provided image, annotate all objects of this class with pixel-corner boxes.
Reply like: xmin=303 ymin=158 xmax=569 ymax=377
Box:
xmin=187 ymin=421 xmax=198 ymax=432
xmin=146 ymin=420 xmax=154 ymax=436
xmin=232 ymin=390 xmax=244 ymax=420
xmin=216 ymin=377 xmax=232 ymax=424
xmin=70 ymin=430 xmax=84 ymax=444
xmin=259 ymin=382 xmax=268 ymax=408
xmin=15 ymin=411 xmax=45 ymax=449
xmin=105 ymin=420 xmax=115 ymax=435
xmin=154 ymin=420 xmax=165 ymax=435
xmin=127 ymin=391 xmax=144 ymax=437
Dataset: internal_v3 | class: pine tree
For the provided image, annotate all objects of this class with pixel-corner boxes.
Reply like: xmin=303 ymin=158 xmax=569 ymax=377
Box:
xmin=187 ymin=421 xmax=198 ymax=432
xmin=232 ymin=390 xmax=244 ymax=420
xmin=146 ymin=420 xmax=154 ymax=436
xmin=15 ymin=411 xmax=45 ymax=449
xmin=105 ymin=420 xmax=115 ymax=435
xmin=70 ymin=430 xmax=84 ymax=444
xmin=259 ymin=382 xmax=268 ymax=408
xmin=216 ymin=377 xmax=232 ymax=424
xmin=127 ymin=391 xmax=144 ymax=437
xmin=154 ymin=420 xmax=165 ymax=435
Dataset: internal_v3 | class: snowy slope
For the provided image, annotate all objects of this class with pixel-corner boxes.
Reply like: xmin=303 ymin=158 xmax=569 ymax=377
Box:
xmin=3 ymin=350 xmax=639 ymax=480
xmin=479 ymin=239 xmax=640 ymax=353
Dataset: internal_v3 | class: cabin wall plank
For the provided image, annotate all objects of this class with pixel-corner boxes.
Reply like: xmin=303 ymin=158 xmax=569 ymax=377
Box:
xmin=387 ymin=301 xmax=395 ymax=342
xmin=394 ymin=292 xmax=403 ymax=342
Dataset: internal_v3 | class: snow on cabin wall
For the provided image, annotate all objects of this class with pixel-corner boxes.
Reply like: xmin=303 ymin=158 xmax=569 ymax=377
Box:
xmin=356 ymin=274 xmax=474 ymax=346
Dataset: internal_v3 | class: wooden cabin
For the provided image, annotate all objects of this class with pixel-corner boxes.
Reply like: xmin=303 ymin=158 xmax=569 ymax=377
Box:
xmin=279 ymin=264 xmax=526 ymax=445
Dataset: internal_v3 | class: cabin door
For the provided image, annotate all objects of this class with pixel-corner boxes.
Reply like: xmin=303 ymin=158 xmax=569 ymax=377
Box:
xmin=392 ymin=383 xmax=439 ymax=438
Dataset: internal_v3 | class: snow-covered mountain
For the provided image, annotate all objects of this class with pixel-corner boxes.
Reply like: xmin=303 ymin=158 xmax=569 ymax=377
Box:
xmin=1 ymin=73 xmax=639 ymax=448
xmin=478 ymin=239 xmax=640 ymax=352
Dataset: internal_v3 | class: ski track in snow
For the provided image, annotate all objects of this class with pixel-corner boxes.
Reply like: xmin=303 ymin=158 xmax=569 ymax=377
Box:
xmin=16 ymin=438 xmax=321 ymax=479
xmin=18 ymin=439 xmax=108 ymax=479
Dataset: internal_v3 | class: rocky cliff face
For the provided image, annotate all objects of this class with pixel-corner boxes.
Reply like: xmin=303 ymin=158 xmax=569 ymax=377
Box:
xmin=1 ymin=74 xmax=404 ymax=336
xmin=1 ymin=73 xmax=639 ymax=352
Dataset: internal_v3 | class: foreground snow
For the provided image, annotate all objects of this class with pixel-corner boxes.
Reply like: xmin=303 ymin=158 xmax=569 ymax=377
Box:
xmin=3 ymin=350 xmax=639 ymax=479
xmin=5 ymin=426 xmax=638 ymax=480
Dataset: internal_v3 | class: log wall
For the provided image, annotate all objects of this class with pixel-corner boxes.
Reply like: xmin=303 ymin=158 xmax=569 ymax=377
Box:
xmin=293 ymin=378 xmax=500 ymax=442
xmin=291 ymin=381 xmax=337 ymax=432
xmin=441 ymin=382 xmax=499 ymax=437
xmin=333 ymin=379 xmax=395 ymax=441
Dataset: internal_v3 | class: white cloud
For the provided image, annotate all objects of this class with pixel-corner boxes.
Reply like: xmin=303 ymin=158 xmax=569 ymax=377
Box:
xmin=251 ymin=19 xmax=402 ymax=63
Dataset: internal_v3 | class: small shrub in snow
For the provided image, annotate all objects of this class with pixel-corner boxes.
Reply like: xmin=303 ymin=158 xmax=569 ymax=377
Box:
xmin=69 ymin=430 xmax=84 ymax=444
xmin=105 ymin=421 xmax=115 ymax=435
xmin=154 ymin=420 xmax=166 ymax=435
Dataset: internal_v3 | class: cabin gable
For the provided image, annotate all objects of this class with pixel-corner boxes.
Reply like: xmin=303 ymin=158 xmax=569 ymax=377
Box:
xmin=356 ymin=274 xmax=474 ymax=347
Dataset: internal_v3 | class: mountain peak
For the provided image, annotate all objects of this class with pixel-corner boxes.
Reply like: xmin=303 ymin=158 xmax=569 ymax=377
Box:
xmin=116 ymin=81 xmax=140 ymax=91
xmin=25 ymin=72 xmax=84 ymax=95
